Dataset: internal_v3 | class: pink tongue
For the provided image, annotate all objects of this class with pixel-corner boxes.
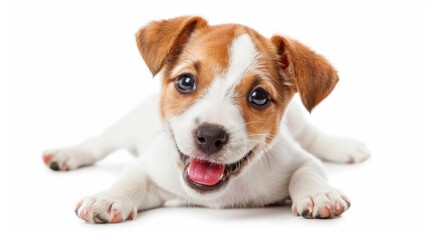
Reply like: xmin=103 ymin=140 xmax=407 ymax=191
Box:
xmin=187 ymin=159 xmax=225 ymax=186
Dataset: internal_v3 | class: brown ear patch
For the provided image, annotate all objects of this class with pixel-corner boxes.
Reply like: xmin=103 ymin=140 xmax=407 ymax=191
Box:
xmin=136 ymin=16 xmax=208 ymax=75
xmin=271 ymin=35 xmax=339 ymax=112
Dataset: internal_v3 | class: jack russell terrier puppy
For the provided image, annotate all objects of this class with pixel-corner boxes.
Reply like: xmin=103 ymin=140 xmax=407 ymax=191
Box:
xmin=43 ymin=16 xmax=370 ymax=223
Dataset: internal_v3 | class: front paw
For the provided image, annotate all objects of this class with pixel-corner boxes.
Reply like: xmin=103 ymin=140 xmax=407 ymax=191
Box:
xmin=75 ymin=192 xmax=137 ymax=224
xmin=292 ymin=191 xmax=350 ymax=219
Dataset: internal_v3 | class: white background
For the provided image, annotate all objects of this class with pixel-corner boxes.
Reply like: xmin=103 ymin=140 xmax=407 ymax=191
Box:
xmin=0 ymin=0 xmax=427 ymax=239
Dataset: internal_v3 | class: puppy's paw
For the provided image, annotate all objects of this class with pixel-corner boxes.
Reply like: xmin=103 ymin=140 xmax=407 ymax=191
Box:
xmin=292 ymin=191 xmax=350 ymax=219
xmin=42 ymin=147 xmax=96 ymax=171
xmin=313 ymin=136 xmax=371 ymax=164
xmin=75 ymin=192 xmax=137 ymax=224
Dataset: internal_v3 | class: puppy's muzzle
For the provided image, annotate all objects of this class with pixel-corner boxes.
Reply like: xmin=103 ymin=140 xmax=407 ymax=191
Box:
xmin=194 ymin=123 xmax=228 ymax=155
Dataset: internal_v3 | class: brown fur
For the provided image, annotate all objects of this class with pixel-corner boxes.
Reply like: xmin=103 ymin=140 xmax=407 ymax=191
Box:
xmin=136 ymin=16 xmax=338 ymax=145
xmin=235 ymin=72 xmax=291 ymax=144
xmin=271 ymin=35 xmax=339 ymax=112
xmin=159 ymin=25 xmax=239 ymax=118
xmin=232 ymin=31 xmax=293 ymax=144
xmin=136 ymin=16 xmax=208 ymax=75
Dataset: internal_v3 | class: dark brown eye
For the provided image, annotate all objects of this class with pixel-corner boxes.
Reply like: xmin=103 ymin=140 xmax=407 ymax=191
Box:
xmin=176 ymin=73 xmax=197 ymax=93
xmin=248 ymin=87 xmax=270 ymax=108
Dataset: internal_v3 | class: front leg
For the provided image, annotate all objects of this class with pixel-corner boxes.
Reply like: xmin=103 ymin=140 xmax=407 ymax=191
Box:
xmin=75 ymin=163 xmax=165 ymax=223
xmin=289 ymin=157 xmax=350 ymax=219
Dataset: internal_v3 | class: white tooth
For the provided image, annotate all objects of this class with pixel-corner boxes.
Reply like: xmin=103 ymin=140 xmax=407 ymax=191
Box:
xmin=186 ymin=164 xmax=192 ymax=177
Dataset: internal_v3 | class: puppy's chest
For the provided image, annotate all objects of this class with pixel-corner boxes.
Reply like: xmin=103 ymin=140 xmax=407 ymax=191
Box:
xmin=193 ymin=162 xmax=291 ymax=208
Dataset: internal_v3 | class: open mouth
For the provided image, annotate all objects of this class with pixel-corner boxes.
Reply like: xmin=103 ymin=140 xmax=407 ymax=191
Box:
xmin=179 ymin=150 xmax=254 ymax=193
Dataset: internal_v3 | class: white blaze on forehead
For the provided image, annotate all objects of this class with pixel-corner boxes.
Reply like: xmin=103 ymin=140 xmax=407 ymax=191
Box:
xmin=194 ymin=34 xmax=259 ymax=124
xmin=180 ymin=33 xmax=259 ymax=131
xmin=226 ymin=34 xmax=259 ymax=85
xmin=205 ymin=34 xmax=259 ymax=100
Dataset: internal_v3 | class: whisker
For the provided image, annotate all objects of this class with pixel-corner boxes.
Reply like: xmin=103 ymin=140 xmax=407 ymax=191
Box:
xmin=238 ymin=120 xmax=268 ymax=127
xmin=247 ymin=134 xmax=277 ymax=140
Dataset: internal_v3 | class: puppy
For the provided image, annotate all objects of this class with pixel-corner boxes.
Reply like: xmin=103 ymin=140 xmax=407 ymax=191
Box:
xmin=43 ymin=16 xmax=370 ymax=223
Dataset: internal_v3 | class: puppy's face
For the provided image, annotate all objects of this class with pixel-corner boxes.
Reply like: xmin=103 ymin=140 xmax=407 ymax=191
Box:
xmin=136 ymin=17 xmax=338 ymax=197
xmin=163 ymin=29 xmax=291 ymax=194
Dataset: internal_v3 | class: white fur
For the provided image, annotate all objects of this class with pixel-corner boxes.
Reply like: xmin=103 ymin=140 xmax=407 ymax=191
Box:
xmin=285 ymin=100 xmax=370 ymax=163
xmin=225 ymin=34 xmax=259 ymax=86
xmin=45 ymin=96 xmax=369 ymax=220
xmin=44 ymin=34 xmax=370 ymax=223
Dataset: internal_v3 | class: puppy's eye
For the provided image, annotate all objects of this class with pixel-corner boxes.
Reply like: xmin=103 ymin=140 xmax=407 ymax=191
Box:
xmin=248 ymin=87 xmax=270 ymax=108
xmin=176 ymin=74 xmax=197 ymax=93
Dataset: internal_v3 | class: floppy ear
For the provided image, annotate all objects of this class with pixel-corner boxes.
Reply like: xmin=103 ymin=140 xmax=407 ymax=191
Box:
xmin=271 ymin=35 xmax=339 ymax=112
xmin=136 ymin=16 xmax=208 ymax=76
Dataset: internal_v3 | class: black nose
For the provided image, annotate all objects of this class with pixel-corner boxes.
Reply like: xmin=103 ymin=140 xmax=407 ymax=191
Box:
xmin=195 ymin=123 xmax=228 ymax=155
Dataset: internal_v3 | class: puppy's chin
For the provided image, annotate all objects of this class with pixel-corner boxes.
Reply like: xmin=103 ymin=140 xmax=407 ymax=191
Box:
xmin=177 ymin=148 xmax=256 ymax=197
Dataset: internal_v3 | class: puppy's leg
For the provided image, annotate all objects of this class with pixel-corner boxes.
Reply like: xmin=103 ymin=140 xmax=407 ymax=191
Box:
xmin=43 ymin=136 xmax=116 ymax=171
xmin=43 ymin=96 xmax=160 ymax=171
xmin=289 ymin=156 xmax=350 ymax=218
xmin=285 ymin=99 xmax=370 ymax=164
xmin=75 ymin=163 xmax=165 ymax=223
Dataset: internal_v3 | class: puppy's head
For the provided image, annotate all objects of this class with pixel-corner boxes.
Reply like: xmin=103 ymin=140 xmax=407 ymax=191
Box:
xmin=136 ymin=16 xmax=338 ymax=197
